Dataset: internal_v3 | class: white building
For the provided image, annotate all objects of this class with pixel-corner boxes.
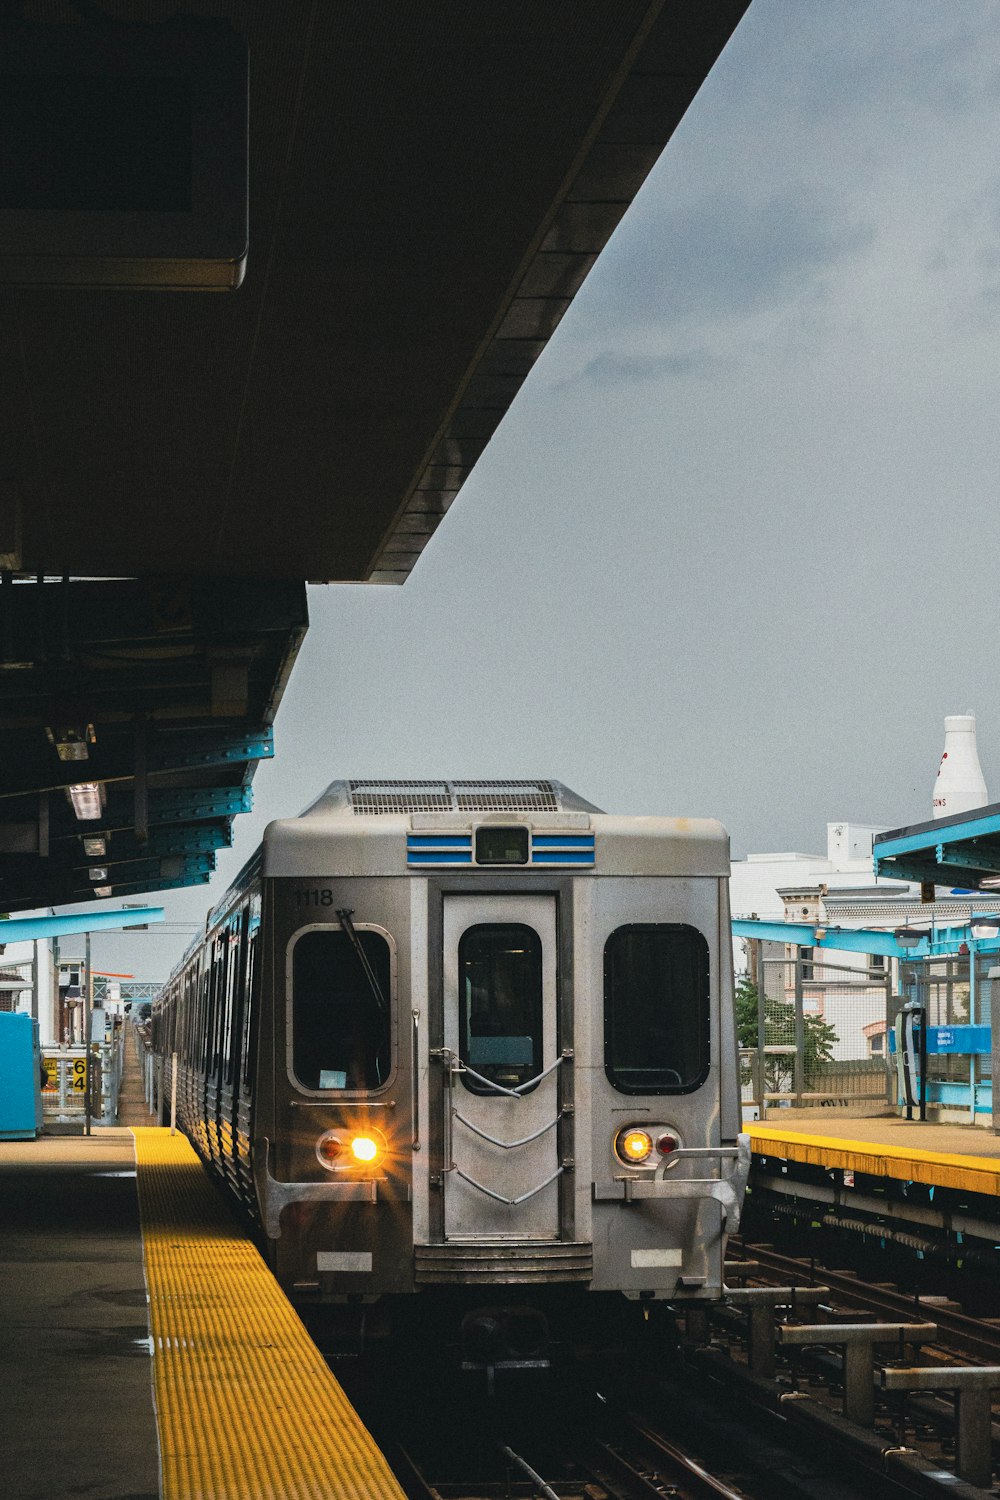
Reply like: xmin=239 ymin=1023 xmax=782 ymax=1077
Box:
xmin=730 ymin=821 xmax=1000 ymax=1065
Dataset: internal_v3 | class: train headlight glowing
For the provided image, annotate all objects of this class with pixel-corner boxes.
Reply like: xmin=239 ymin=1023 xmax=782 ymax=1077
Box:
xmin=615 ymin=1127 xmax=653 ymax=1165
xmin=350 ymin=1135 xmax=379 ymax=1163
xmin=317 ymin=1129 xmax=385 ymax=1171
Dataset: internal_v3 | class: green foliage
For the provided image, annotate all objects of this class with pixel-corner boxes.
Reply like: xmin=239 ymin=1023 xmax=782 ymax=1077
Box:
xmin=736 ymin=974 xmax=839 ymax=1089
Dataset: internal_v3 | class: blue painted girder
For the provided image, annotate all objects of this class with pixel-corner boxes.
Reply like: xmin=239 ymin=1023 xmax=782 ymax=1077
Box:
xmin=0 ymin=908 xmax=164 ymax=942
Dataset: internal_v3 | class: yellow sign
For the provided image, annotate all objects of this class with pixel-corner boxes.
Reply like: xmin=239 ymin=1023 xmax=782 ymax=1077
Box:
xmin=41 ymin=1057 xmax=58 ymax=1092
xmin=71 ymin=1058 xmax=87 ymax=1092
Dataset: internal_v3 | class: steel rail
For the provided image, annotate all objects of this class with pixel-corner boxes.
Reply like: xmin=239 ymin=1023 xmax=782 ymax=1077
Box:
xmin=617 ymin=1414 xmax=750 ymax=1500
xmin=730 ymin=1241 xmax=1000 ymax=1365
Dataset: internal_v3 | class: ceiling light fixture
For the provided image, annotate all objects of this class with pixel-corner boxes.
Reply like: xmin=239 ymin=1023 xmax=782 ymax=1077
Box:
xmin=66 ymin=783 xmax=104 ymax=821
xmin=46 ymin=722 xmax=96 ymax=762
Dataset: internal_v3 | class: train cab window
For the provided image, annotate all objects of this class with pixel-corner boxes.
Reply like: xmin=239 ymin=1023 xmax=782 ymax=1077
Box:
xmin=290 ymin=929 xmax=392 ymax=1092
xmin=604 ymin=924 xmax=710 ymax=1094
xmin=458 ymin=924 xmax=542 ymax=1095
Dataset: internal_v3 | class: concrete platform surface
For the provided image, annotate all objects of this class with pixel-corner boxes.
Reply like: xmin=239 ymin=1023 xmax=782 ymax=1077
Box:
xmin=0 ymin=1131 xmax=159 ymax=1500
xmin=751 ymin=1113 xmax=1000 ymax=1158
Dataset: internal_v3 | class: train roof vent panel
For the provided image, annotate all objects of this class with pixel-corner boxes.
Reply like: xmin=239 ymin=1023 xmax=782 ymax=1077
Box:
xmin=453 ymin=780 xmax=560 ymax=813
xmin=345 ymin=779 xmax=602 ymax=815
xmin=349 ymin=780 xmax=454 ymax=814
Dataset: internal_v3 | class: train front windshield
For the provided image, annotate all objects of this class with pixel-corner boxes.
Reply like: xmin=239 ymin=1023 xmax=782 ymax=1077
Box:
xmin=291 ymin=930 xmax=391 ymax=1090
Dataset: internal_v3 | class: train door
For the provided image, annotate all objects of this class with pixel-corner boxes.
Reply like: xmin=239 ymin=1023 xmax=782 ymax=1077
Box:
xmin=441 ymin=895 xmax=560 ymax=1241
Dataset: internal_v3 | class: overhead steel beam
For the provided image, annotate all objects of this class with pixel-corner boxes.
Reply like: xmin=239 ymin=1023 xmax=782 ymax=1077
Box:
xmin=59 ymin=823 xmax=233 ymax=861
xmin=97 ymin=783 xmax=253 ymax=832
xmin=0 ymin=908 xmax=164 ymax=943
xmin=875 ymin=855 xmax=983 ymax=891
xmin=0 ymin=726 xmax=275 ymax=800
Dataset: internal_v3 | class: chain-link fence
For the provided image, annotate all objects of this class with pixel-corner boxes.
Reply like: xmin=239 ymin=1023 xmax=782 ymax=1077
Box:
xmin=0 ymin=960 xmax=34 ymax=1012
xmin=740 ymin=945 xmax=892 ymax=1116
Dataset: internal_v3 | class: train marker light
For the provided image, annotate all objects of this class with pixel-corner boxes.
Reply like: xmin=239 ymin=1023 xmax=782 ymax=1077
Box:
xmin=316 ymin=1134 xmax=344 ymax=1168
xmin=350 ymin=1135 xmax=379 ymax=1164
xmin=656 ymin=1133 xmax=679 ymax=1156
xmin=616 ymin=1128 xmax=653 ymax=1165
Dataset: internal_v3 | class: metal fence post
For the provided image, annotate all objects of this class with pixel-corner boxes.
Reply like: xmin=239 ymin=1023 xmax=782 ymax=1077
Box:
xmin=754 ymin=940 xmax=766 ymax=1108
xmin=885 ymin=972 xmax=895 ymax=1105
xmin=969 ymin=946 xmax=977 ymax=1125
xmin=794 ymin=952 xmax=805 ymax=1105
xmin=83 ymin=932 xmax=92 ymax=1137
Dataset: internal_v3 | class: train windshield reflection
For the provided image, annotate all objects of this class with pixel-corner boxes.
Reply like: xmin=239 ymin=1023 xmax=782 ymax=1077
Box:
xmin=459 ymin=923 xmax=542 ymax=1094
xmin=291 ymin=929 xmax=391 ymax=1090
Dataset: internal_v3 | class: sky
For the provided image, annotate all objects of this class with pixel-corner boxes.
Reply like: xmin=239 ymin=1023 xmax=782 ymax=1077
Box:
xmin=68 ymin=0 xmax=1000 ymax=980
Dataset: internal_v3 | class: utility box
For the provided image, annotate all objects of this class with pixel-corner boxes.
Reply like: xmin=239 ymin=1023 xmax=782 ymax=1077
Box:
xmin=0 ymin=1012 xmax=43 ymax=1139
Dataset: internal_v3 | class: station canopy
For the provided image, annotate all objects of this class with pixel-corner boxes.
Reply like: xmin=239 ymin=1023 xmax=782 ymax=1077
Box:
xmin=0 ymin=2 xmax=748 ymax=912
xmin=873 ymin=806 xmax=1000 ymax=895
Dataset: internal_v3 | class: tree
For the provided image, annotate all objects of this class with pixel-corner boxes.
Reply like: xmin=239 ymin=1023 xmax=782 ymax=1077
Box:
xmin=735 ymin=974 xmax=838 ymax=1091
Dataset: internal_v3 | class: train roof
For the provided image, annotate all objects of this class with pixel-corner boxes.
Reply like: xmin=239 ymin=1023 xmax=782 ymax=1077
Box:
xmin=156 ymin=778 xmax=730 ymax=992
xmin=263 ymin=778 xmax=729 ymax=879
xmin=298 ymin=779 xmax=603 ymax=818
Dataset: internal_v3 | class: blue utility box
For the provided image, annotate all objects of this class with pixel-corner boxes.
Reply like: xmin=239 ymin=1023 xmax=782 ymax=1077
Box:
xmin=0 ymin=1011 xmax=43 ymax=1139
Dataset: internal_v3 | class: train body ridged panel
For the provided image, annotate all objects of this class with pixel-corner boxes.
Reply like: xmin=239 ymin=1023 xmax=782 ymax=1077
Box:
xmin=152 ymin=779 xmax=747 ymax=1338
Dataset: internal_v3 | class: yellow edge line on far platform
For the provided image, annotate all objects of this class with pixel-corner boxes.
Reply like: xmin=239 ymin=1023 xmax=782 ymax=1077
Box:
xmin=746 ymin=1123 xmax=1000 ymax=1196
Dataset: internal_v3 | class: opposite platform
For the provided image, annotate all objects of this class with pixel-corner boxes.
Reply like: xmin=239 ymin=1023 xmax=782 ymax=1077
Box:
xmin=747 ymin=1116 xmax=1000 ymax=1196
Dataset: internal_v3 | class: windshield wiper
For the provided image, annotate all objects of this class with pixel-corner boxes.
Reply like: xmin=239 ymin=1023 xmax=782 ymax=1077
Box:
xmin=335 ymin=908 xmax=388 ymax=1016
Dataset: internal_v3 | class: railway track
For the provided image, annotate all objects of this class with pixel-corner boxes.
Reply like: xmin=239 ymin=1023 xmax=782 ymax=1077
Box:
xmin=383 ymin=1370 xmax=916 ymax=1500
xmin=393 ymin=1414 xmax=762 ymax=1500
xmin=730 ymin=1240 xmax=1000 ymax=1365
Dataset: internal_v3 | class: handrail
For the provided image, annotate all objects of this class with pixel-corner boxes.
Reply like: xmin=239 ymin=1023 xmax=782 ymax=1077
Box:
xmin=453 ymin=1164 xmax=563 ymax=1207
xmin=452 ymin=1109 xmax=561 ymax=1150
xmin=411 ymin=1008 xmax=421 ymax=1152
xmin=445 ymin=1051 xmax=564 ymax=1099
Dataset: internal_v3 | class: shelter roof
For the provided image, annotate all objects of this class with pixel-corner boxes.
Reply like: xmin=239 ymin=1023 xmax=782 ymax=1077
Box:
xmin=0 ymin=3 xmax=748 ymax=911
xmin=874 ymin=806 xmax=1000 ymax=895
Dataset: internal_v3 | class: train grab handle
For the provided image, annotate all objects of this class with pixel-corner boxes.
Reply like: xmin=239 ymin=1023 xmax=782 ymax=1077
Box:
xmin=411 ymin=1008 xmax=421 ymax=1152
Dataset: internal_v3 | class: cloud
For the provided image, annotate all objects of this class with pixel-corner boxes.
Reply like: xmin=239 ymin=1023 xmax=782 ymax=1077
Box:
xmin=552 ymin=349 xmax=717 ymax=391
xmin=726 ymin=2 xmax=996 ymax=124
xmin=588 ymin=186 xmax=876 ymax=332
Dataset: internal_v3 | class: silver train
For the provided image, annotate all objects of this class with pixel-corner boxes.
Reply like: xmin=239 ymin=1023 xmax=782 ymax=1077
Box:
xmin=153 ymin=778 xmax=748 ymax=1362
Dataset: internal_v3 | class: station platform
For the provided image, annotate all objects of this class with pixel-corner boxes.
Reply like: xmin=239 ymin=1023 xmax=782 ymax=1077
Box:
xmin=747 ymin=1116 xmax=1000 ymax=1196
xmin=0 ymin=1126 xmax=405 ymax=1500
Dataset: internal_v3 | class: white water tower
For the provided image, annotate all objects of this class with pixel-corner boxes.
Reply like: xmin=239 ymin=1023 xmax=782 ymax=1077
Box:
xmin=932 ymin=714 xmax=988 ymax=819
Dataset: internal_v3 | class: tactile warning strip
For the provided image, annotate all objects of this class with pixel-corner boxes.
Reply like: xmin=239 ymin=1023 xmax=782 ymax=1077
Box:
xmin=747 ymin=1124 xmax=1000 ymax=1196
xmin=131 ymin=1126 xmax=406 ymax=1500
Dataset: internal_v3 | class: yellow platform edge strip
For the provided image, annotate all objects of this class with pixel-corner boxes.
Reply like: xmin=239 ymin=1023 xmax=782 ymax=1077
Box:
xmin=746 ymin=1123 xmax=1000 ymax=1197
xmin=131 ymin=1126 xmax=406 ymax=1500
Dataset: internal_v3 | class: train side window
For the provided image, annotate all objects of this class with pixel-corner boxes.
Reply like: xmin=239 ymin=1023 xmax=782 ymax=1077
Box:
xmin=458 ymin=924 xmax=542 ymax=1095
xmin=241 ymin=910 xmax=259 ymax=1090
xmin=221 ymin=916 xmax=241 ymax=1085
xmin=290 ymin=929 xmax=392 ymax=1091
xmin=603 ymin=924 xmax=710 ymax=1094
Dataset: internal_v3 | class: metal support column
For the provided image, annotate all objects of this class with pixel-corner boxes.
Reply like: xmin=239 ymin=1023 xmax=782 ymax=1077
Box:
xmin=793 ymin=952 xmax=805 ymax=1105
xmin=754 ymin=940 xmax=766 ymax=1110
xmin=83 ymin=932 xmax=91 ymax=1137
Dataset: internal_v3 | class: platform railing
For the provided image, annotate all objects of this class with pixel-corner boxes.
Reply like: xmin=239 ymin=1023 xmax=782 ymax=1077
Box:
xmin=41 ymin=1036 xmax=124 ymax=1125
